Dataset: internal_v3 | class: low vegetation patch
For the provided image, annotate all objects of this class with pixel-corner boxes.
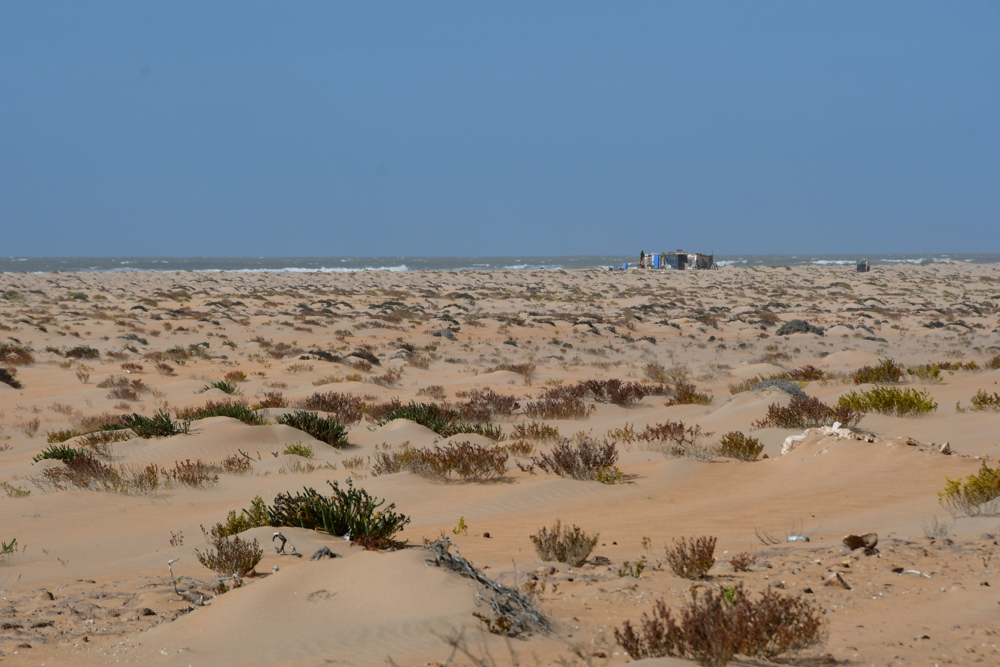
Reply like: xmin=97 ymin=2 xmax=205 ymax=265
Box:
xmin=524 ymin=386 xmax=595 ymax=420
xmin=530 ymin=520 xmax=599 ymax=567
xmin=838 ymin=386 xmax=937 ymax=416
xmin=375 ymin=401 xmax=504 ymax=440
xmin=283 ymin=442 xmax=314 ymax=458
xmin=969 ymin=389 xmax=1000 ymax=411
xmin=294 ymin=391 xmax=365 ymax=425
xmin=103 ymin=410 xmax=189 ymax=438
xmin=276 ymin=411 xmax=350 ymax=448
xmin=194 ymin=524 xmax=263 ymax=579
xmin=0 ymin=367 xmax=21 ymax=389
xmin=716 ymin=432 xmax=763 ymax=462
xmin=615 ymin=585 xmax=826 ymax=665
xmin=517 ymin=434 xmax=623 ymax=483
xmin=265 ymin=479 xmax=410 ymax=549
xmin=610 ymin=421 xmax=715 ymax=460
xmin=176 ymin=399 xmax=264 ymax=425
xmin=939 ymin=460 xmax=1000 ymax=517
xmin=665 ymin=536 xmax=716 ymax=580
xmin=753 ymin=394 xmax=863 ymax=429
xmin=205 ymin=379 xmax=241 ymax=395
xmin=372 ymin=441 xmax=508 ymax=481
xmin=452 ymin=388 xmax=520 ymax=421
xmin=32 ymin=443 xmax=93 ymax=464
xmin=510 ymin=421 xmax=560 ymax=442
xmin=852 ymin=358 xmax=904 ymax=385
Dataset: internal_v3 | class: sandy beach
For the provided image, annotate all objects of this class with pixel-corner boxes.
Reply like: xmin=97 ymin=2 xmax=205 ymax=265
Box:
xmin=1 ymin=263 xmax=999 ymax=666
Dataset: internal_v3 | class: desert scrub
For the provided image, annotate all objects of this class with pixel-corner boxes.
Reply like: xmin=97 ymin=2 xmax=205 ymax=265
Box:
xmin=0 ymin=342 xmax=35 ymax=365
xmin=46 ymin=428 xmax=83 ymax=444
xmin=1 ymin=538 xmax=16 ymax=562
xmin=453 ymin=388 xmax=520 ymax=421
xmin=212 ymin=496 xmax=271 ymax=538
xmin=663 ymin=379 xmax=712 ymax=406
xmin=939 ymin=460 xmax=1000 ymax=517
xmin=205 ymin=379 xmax=241 ymax=395
xmin=517 ymin=434 xmax=623 ymax=483
xmin=194 ymin=524 xmax=263 ymax=579
xmin=510 ymin=421 xmax=560 ymax=442
xmin=612 ymin=421 xmax=715 ymax=460
xmin=63 ymin=345 xmax=99 ymax=359
xmin=372 ymin=441 xmax=508 ymax=481
xmin=31 ymin=458 xmax=164 ymax=495
xmin=530 ymin=520 xmax=598 ymax=567
xmin=0 ymin=367 xmax=21 ymax=389
xmin=851 ymin=357 xmax=904 ymax=385
xmin=294 ymin=391 xmax=365 ymax=425
xmin=376 ymin=401 xmax=504 ymax=440
xmin=665 ymin=536 xmax=716 ymax=580
xmin=969 ymin=389 xmax=1000 ymax=411
xmin=103 ymin=410 xmax=189 ymax=438
xmin=753 ymin=394 xmax=863 ymax=429
xmin=523 ymin=386 xmax=595 ymax=420
xmin=716 ymin=432 xmax=763 ymax=462
xmin=176 ymin=399 xmax=264 ymax=425
xmin=255 ymin=390 xmax=288 ymax=409
xmin=729 ymin=552 xmax=757 ymax=572
xmin=32 ymin=443 xmax=93 ymax=464
xmin=266 ymin=479 xmax=410 ymax=549
xmin=838 ymin=386 xmax=937 ymax=416
xmin=276 ymin=411 xmax=350 ymax=448
xmin=987 ymin=353 xmax=1000 ymax=370
xmin=283 ymin=442 xmax=315 ymax=458
xmin=614 ymin=585 xmax=825 ymax=665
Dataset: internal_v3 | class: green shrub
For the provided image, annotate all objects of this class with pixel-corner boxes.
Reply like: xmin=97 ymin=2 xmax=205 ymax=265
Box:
xmin=276 ymin=411 xmax=349 ymax=447
xmin=376 ymin=401 xmax=504 ymax=440
xmin=970 ymin=389 xmax=1000 ymax=411
xmin=907 ymin=364 xmax=942 ymax=381
xmin=32 ymin=443 xmax=93 ymax=464
xmin=205 ymin=379 xmax=241 ymax=395
xmin=110 ymin=410 xmax=189 ymax=438
xmin=176 ymin=399 xmax=263 ymax=425
xmin=939 ymin=461 xmax=1000 ymax=517
xmin=851 ymin=358 xmax=903 ymax=385
xmin=1 ymin=538 xmax=16 ymax=562
xmin=530 ymin=520 xmax=599 ymax=567
xmin=283 ymin=442 xmax=315 ymax=458
xmin=665 ymin=536 xmax=716 ymax=580
xmin=717 ymin=432 xmax=763 ymax=462
xmin=838 ymin=386 xmax=937 ymax=416
xmin=265 ymin=479 xmax=410 ymax=549
xmin=64 ymin=345 xmax=100 ymax=359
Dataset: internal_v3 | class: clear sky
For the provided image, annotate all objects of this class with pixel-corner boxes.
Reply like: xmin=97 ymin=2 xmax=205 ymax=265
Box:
xmin=1 ymin=2 xmax=997 ymax=257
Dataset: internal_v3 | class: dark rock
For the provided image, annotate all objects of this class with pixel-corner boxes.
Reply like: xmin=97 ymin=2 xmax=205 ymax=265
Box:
xmin=430 ymin=328 xmax=456 ymax=341
xmin=775 ymin=319 xmax=824 ymax=336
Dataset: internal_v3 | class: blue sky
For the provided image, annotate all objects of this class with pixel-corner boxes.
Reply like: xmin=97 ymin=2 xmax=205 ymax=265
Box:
xmin=1 ymin=2 xmax=997 ymax=257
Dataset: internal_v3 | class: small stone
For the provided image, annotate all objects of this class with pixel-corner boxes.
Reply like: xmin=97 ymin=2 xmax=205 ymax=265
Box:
xmin=15 ymin=643 xmax=31 ymax=649
xmin=823 ymin=572 xmax=851 ymax=589
xmin=36 ymin=591 xmax=54 ymax=601
xmin=136 ymin=607 xmax=156 ymax=617
xmin=483 ymin=532 xmax=491 ymax=538
xmin=940 ymin=442 xmax=952 ymax=455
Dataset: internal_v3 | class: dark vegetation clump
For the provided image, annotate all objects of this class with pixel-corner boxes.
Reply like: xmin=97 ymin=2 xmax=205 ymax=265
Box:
xmin=372 ymin=441 xmax=509 ymax=481
xmin=969 ymin=389 xmax=1000 ymax=411
xmin=0 ymin=367 xmax=22 ymax=389
xmin=294 ymin=391 xmax=365 ymax=425
xmin=530 ymin=520 xmax=599 ymax=567
xmin=205 ymin=379 xmax=241 ymax=395
xmin=663 ymin=379 xmax=712 ymax=406
xmin=484 ymin=362 xmax=535 ymax=384
xmin=194 ymin=524 xmax=263 ymax=578
xmin=63 ymin=345 xmax=100 ymax=360
xmin=774 ymin=320 xmax=824 ymax=336
xmin=852 ymin=358 xmax=904 ymax=385
xmin=523 ymin=386 xmax=595 ymax=420
xmin=614 ymin=585 xmax=826 ymax=665
xmin=349 ymin=349 xmax=380 ymax=366
xmin=787 ymin=364 xmax=825 ymax=381
xmin=276 ymin=411 xmax=350 ymax=448
xmin=987 ymin=354 xmax=1000 ymax=371
xmin=613 ymin=421 xmax=714 ymax=459
xmin=255 ymin=391 xmax=288 ymax=408
xmin=376 ymin=401 xmax=504 ymax=440
xmin=105 ymin=410 xmax=189 ymax=438
xmin=576 ymin=379 xmax=653 ymax=407
xmin=452 ymin=388 xmax=520 ymax=421
xmin=838 ymin=386 xmax=937 ymax=417
xmin=266 ymin=479 xmax=410 ymax=549
xmin=32 ymin=443 xmax=93 ymax=464
xmin=510 ymin=421 xmax=560 ymax=442
xmin=665 ymin=536 xmax=717 ymax=580
xmin=0 ymin=342 xmax=35 ymax=365
xmin=517 ymin=434 xmax=622 ymax=483
xmin=752 ymin=394 xmax=863 ymax=429
xmin=717 ymin=432 xmax=764 ymax=462
xmin=176 ymin=400 xmax=264 ymax=425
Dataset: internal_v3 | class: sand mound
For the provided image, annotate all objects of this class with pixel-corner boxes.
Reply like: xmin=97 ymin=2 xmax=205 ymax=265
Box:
xmin=729 ymin=362 xmax=787 ymax=379
xmin=350 ymin=418 xmax=440 ymax=449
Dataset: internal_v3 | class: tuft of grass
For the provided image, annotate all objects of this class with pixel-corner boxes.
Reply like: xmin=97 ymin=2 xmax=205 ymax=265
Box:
xmin=729 ymin=552 xmax=757 ymax=572
xmin=510 ymin=421 xmax=560 ymax=442
xmin=376 ymin=401 xmax=504 ymax=440
xmin=111 ymin=410 xmax=189 ymax=438
xmin=32 ymin=443 xmax=93 ymax=464
xmin=838 ymin=386 xmax=937 ymax=416
xmin=851 ymin=358 xmax=904 ymax=385
xmin=176 ymin=400 xmax=264 ymax=425
xmin=612 ymin=421 xmax=715 ymax=460
xmin=530 ymin=520 xmax=599 ymax=567
xmin=63 ymin=345 xmax=100 ymax=360
xmin=283 ymin=442 xmax=315 ymax=458
xmin=46 ymin=428 xmax=83 ymax=444
xmin=665 ymin=536 xmax=716 ymax=580
xmin=205 ymin=379 xmax=242 ymax=395
xmin=0 ymin=367 xmax=22 ymax=389
xmin=939 ymin=460 xmax=1000 ymax=517
xmin=717 ymin=432 xmax=763 ymax=462
xmin=276 ymin=411 xmax=350 ymax=448
xmin=266 ymin=479 xmax=410 ymax=549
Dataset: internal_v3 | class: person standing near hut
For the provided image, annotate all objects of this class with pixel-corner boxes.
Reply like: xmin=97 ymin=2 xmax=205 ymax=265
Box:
xmin=639 ymin=250 xmax=646 ymax=269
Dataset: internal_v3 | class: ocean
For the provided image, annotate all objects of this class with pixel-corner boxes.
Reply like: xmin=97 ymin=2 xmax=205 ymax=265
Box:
xmin=1 ymin=253 xmax=998 ymax=274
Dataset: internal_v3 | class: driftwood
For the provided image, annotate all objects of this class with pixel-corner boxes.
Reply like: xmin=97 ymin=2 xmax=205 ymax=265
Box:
xmin=424 ymin=537 xmax=551 ymax=637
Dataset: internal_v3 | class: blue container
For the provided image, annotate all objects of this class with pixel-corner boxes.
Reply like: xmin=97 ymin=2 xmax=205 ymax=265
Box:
xmin=651 ymin=253 xmax=659 ymax=268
